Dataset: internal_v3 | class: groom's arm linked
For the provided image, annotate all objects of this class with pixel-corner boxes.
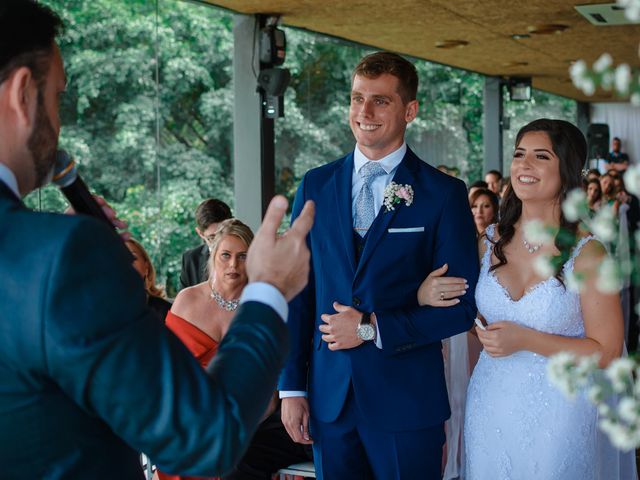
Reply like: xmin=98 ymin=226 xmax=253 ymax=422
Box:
xmin=374 ymin=180 xmax=479 ymax=356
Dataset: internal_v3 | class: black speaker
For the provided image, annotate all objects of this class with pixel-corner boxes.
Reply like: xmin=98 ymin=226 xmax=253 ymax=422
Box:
xmin=258 ymin=68 xmax=290 ymax=96
xmin=587 ymin=123 xmax=610 ymax=160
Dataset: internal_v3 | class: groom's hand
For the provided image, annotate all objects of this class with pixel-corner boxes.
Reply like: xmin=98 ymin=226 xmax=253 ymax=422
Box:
xmin=281 ymin=397 xmax=313 ymax=444
xmin=319 ymin=302 xmax=363 ymax=351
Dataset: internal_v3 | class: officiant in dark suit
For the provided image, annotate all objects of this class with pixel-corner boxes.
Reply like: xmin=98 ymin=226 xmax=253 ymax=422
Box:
xmin=0 ymin=2 xmax=315 ymax=478
xmin=179 ymin=198 xmax=232 ymax=291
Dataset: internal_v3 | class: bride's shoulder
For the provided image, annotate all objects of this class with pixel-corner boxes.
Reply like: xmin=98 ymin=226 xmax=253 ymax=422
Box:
xmin=572 ymin=234 xmax=607 ymax=274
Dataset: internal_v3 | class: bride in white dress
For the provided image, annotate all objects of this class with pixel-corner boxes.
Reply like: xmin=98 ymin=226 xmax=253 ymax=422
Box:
xmin=419 ymin=119 xmax=635 ymax=479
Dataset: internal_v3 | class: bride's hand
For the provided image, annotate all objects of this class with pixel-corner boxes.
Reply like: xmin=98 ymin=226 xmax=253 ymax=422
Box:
xmin=476 ymin=321 xmax=526 ymax=357
xmin=417 ymin=263 xmax=468 ymax=307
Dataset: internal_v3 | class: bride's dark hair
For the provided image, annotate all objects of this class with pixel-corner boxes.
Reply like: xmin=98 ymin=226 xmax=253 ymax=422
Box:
xmin=490 ymin=119 xmax=587 ymax=280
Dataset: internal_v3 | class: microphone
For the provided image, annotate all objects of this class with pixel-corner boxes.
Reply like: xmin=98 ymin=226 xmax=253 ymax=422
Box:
xmin=52 ymin=150 xmax=116 ymax=231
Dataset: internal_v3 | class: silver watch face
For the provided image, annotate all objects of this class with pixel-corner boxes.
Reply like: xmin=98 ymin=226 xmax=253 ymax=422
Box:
xmin=357 ymin=323 xmax=375 ymax=341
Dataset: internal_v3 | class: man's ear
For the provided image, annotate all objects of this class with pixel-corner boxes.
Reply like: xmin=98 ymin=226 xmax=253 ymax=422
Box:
xmin=404 ymin=99 xmax=419 ymax=124
xmin=6 ymin=67 xmax=37 ymax=129
xmin=195 ymin=227 xmax=204 ymax=240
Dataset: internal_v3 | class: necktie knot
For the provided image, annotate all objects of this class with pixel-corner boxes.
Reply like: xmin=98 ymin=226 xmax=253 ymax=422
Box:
xmin=359 ymin=161 xmax=386 ymax=183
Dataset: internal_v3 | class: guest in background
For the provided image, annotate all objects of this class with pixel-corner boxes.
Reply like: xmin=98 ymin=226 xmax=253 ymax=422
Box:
xmin=469 ymin=188 xmax=499 ymax=236
xmin=179 ymin=198 xmax=232 ymax=292
xmin=468 ymin=180 xmax=488 ymax=199
xmin=126 ymin=238 xmax=172 ymax=321
xmin=586 ymin=168 xmax=601 ymax=181
xmin=161 ymin=219 xmax=310 ymax=480
xmin=604 ymin=137 xmax=630 ymax=172
xmin=586 ymin=178 xmax=603 ymax=213
xmin=484 ymin=169 xmax=502 ymax=196
xmin=600 ymin=172 xmax=617 ymax=208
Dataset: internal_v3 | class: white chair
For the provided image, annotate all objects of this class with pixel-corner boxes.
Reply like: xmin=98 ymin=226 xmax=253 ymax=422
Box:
xmin=277 ymin=461 xmax=316 ymax=479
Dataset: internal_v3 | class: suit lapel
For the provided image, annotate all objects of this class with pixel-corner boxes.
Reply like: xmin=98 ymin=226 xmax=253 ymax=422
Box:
xmin=333 ymin=153 xmax=356 ymax=275
xmin=355 ymin=149 xmax=419 ymax=279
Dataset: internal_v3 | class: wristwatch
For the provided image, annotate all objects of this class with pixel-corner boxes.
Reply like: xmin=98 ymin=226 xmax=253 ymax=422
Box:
xmin=356 ymin=312 xmax=376 ymax=342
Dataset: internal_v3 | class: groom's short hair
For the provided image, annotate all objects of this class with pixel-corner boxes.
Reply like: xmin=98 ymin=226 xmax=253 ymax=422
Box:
xmin=352 ymin=52 xmax=418 ymax=104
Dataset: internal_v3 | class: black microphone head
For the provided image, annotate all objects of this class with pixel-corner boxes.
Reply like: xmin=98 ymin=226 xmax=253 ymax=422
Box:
xmin=52 ymin=150 xmax=77 ymax=188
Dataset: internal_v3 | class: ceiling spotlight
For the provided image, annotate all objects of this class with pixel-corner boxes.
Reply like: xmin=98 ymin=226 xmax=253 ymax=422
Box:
xmin=508 ymin=77 xmax=532 ymax=101
xmin=502 ymin=61 xmax=529 ymax=67
xmin=527 ymin=24 xmax=569 ymax=35
xmin=511 ymin=34 xmax=531 ymax=40
xmin=435 ymin=40 xmax=469 ymax=49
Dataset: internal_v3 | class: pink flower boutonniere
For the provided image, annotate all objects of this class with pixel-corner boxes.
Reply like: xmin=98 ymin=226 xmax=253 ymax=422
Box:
xmin=383 ymin=182 xmax=414 ymax=212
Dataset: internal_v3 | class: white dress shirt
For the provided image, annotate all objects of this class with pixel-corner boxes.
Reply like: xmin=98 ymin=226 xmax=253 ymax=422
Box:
xmin=0 ymin=163 xmax=20 ymax=198
xmin=280 ymin=143 xmax=407 ymax=399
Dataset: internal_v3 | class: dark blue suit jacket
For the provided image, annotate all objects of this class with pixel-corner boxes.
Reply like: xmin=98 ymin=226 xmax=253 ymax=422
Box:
xmin=0 ymin=181 xmax=288 ymax=479
xmin=279 ymin=148 xmax=479 ymax=431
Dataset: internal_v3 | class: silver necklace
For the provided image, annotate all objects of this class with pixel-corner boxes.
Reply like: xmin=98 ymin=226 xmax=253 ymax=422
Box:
xmin=210 ymin=285 xmax=240 ymax=311
xmin=522 ymin=238 xmax=542 ymax=254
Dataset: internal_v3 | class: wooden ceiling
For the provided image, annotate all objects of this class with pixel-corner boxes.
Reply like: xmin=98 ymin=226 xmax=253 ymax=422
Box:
xmin=202 ymin=0 xmax=640 ymax=102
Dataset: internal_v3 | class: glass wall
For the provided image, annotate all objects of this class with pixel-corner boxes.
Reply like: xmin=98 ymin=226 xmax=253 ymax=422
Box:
xmin=502 ymin=90 xmax=577 ymax=174
xmin=32 ymin=0 xmax=235 ymax=295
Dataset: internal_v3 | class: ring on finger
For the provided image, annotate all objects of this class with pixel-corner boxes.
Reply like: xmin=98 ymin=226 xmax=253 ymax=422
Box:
xmin=439 ymin=292 xmax=445 ymax=301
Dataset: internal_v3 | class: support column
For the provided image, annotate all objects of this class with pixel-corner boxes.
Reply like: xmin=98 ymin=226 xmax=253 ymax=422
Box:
xmin=233 ymin=14 xmax=263 ymax=232
xmin=483 ymin=77 xmax=503 ymax=176
xmin=576 ymin=101 xmax=590 ymax=137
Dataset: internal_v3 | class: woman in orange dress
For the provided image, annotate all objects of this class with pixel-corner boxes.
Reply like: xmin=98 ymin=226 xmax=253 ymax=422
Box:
xmin=157 ymin=219 xmax=310 ymax=480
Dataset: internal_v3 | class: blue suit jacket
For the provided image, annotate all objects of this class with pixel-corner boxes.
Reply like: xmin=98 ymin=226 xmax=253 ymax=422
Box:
xmin=279 ymin=148 xmax=479 ymax=431
xmin=0 ymin=181 xmax=288 ymax=479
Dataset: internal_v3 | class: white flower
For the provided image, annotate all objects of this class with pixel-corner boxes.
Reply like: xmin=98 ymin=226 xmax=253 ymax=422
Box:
xmin=618 ymin=397 xmax=640 ymax=424
xmin=590 ymin=205 xmax=617 ymax=242
xmin=597 ymin=257 xmax=624 ymax=294
xmin=624 ymin=164 xmax=640 ymax=196
xmin=605 ymin=357 xmax=635 ymax=393
xmin=599 ymin=404 xmax=613 ymax=417
xmin=570 ymin=59 xmax=587 ymax=80
xmin=601 ymin=71 xmax=615 ymax=91
xmin=562 ymin=189 xmax=587 ymax=222
xmin=615 ymin=64 xmax=632 ymax=94
xmin=618 ymin=0 xmax=640 ymax=21
xmin=523 ymin=219 xmax=555 ymax=245
xmin=533 ymin=254 xmax=554 ymax=278
xmin=581 ymin=77 xmax=596 ymax=96
xmin=593 ymin=53 xmax=613 ymax=73
xmin=588 ymin=384 xmax=604 ymax=403
xmin=547 ymin=352 xmax=579 ymax=398
xmin=599 ymin=419 xmax=638 ymax=451
xmin=565 ymin=270 xmax=585 ymax=293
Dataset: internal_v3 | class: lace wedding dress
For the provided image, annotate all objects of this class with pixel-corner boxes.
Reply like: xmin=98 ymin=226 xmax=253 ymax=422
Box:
xmin=464 ymin=224 xmax=637 ymax=480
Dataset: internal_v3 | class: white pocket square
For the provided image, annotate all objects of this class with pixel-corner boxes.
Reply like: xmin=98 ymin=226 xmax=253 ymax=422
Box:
xmin=388 ymin=227 xmax=424 ymax=233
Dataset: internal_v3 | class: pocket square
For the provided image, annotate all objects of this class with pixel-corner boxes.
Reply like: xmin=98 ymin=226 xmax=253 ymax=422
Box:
xmin=388 ymin=227 xmax=424 ymax=233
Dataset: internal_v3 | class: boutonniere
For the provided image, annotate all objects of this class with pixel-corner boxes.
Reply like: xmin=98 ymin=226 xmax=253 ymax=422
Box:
xmin=383 ymin=182 xmax=414 ymax=212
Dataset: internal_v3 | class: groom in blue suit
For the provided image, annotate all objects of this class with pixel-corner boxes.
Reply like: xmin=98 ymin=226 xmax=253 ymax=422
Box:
xmin=279 ymin=52 xmax=479 ymax=478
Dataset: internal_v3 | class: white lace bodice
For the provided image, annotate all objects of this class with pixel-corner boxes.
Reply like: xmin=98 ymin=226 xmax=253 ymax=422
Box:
xmin=475 ymin=224 xmax=592 ymax=338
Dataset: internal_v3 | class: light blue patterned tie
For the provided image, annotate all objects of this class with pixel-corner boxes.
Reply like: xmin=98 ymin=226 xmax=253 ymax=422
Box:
xmin=354 ymin=161 xmax=386 ymax=237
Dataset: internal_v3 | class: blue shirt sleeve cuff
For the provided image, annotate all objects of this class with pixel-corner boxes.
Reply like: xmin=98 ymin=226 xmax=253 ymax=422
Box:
xmin=240 ymin=282 xmax=288 ymax=322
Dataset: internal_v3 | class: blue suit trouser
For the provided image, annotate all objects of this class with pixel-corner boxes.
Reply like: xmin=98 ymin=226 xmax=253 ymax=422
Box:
xmin=310 ymin=387 xmax=445 ymax=480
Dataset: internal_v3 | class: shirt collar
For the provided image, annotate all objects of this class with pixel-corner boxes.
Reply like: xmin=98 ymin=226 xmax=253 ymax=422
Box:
xmin=0 ymin=163 xmax=20 ymax=198
xmin=354 ymin=143 xmax=407 ymax=175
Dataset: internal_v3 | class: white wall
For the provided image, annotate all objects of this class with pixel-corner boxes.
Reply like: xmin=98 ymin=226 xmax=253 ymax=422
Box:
xmin=591 ymin=103 xmax=640 ymax=165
